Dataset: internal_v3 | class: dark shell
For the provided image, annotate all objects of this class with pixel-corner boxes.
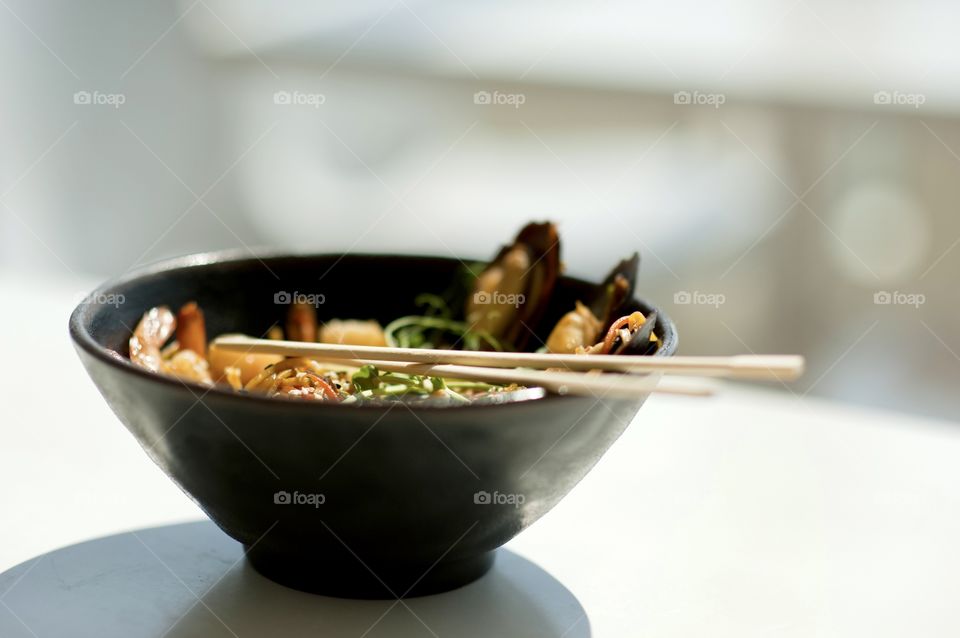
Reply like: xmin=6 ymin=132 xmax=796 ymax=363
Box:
xmin=592 ymin=252 xmax=640 ymax=329
xmin=467 ymin=221 xmax=561 ymax=350
xmin=613 ymin=311 xmax=658 ymax=356
xmin=511 ymin=222 xmax=561 ymax=348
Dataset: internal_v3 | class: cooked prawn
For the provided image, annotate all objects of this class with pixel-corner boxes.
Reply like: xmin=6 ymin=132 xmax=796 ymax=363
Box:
xmin=286 ymin=302 xmax=317 ymax=342
xmin=163 ymin=349 xmax=214 ymax=385
xmin=129 ymin=306 xmax=176 ymax=372
xmin=176 ymin=301 xmax=207 ymax=357
xmin=129 ymin=304 xmax=213 ymax=385
xmin=546 ymin=301 xmax=602 ymax=354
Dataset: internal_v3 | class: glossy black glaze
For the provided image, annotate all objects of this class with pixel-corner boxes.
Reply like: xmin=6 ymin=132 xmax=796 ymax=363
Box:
xmin=69 ymin=252 xmax=678 ymax=598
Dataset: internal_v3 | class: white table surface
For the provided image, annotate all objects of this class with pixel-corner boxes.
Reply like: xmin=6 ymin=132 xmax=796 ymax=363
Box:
xmin=2 ymin=274 xmax=959 ymax=637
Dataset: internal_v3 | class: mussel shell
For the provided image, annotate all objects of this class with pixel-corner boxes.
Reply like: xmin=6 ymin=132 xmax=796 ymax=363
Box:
xmin=470 ymin=221 xmax=561 ymax=350
xmin=592 ymin=252 xmax=639 ymax=328
xmin=600 ymin=253 xmax=639 ymax=300
xmin=613 ymin=311 xmax=658 ymax=356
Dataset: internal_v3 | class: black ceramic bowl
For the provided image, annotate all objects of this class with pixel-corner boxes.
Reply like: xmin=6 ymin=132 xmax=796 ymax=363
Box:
xmin=70 ymin=252 xmax=677 ymax=598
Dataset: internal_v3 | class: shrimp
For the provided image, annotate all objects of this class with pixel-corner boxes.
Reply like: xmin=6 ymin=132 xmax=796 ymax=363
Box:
xmin=164 ymin=349 xmax=214 ymax=385
xmin=129 ymin=304 xmax=213 ymax=385
xmin=545 ymin=301 xmax=602 ymax=354
xmin=319 ymin=319 xmax=388 ymax=347
xmin=176 ymin=301 xmax=207 ymax=357
xmin=129 ymin=306 xmax=176 ymax=372
xmin=223 ymin=366 xmax=243 ymax=390
xmin=286 ymin=301 xmax=317 ymax=342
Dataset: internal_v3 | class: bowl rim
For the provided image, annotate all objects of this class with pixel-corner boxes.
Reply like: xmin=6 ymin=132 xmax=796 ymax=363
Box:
xmin=69 ymin=249 xmax=679 ymax=412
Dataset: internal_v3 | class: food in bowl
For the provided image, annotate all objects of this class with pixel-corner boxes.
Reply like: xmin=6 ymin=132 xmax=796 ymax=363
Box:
xmin=70 ymin=245 xmax=677 ymax=597
xmin=123 ymin=222 xmax=660 ymax=404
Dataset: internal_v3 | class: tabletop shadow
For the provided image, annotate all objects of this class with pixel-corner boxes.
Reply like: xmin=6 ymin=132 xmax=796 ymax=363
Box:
xmin=0 ymin=520 xmax=590 ymax=638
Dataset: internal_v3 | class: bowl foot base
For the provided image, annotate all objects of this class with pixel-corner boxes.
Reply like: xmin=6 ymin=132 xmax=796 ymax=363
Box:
xmin=245 ymin=545 xmax=496 ymax=599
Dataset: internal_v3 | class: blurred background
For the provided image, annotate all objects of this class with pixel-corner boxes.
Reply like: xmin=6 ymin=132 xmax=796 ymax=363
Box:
xmin=1 ymin=0 xmax=957 ymax=419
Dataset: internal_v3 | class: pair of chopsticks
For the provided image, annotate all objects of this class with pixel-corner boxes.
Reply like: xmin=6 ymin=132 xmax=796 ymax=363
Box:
xmin=212 ymin=336 xmax=805 ymax=399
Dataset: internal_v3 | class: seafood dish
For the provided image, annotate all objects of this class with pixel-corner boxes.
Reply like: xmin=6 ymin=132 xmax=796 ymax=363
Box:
xmin=69 ymin=239 xmax=678 ymax=598
xmin=123 ymin=222 xmax=661 ymax=404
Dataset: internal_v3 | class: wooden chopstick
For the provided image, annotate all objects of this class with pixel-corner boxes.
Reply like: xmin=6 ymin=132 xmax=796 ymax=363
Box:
xmin=342 ymin=359 xmax=715 ymax=399
xmin=212 ymin=336 xmax=805 ymax=382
